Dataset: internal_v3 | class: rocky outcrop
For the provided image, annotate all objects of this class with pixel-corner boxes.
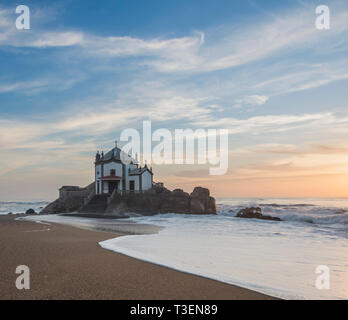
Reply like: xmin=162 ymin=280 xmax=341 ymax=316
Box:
xmin=236 ymin=207 xmax=281 ymax=221
xmin=40 ymin=183 xmax=95 ymax=214
xmin=105 ymin=186 xmax=216 ymax=216
xmin=40 ymin=182 xmax=217 ymax=216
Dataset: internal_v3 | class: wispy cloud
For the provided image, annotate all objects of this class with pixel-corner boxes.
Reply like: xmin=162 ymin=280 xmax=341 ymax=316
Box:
xmin=253 ymin=64 xmax=348 ymax=96
xmin=1 ymin=4 xmax=348 ymax=75
xmin=192 ymin=112 xmax=338 ymax=133
xmin=233 ymin=95 xmax=269 ymax=108
xmin=0 ymin=76 xmax=85 ymax=94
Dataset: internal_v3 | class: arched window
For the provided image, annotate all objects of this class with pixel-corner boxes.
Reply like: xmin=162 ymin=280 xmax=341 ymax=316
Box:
xmin=110 ymin=169 xmax=116 ymax=176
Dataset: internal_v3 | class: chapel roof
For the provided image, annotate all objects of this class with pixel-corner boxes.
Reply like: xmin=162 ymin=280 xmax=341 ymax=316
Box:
xmin=96 ymin=146 xmax=137 ymax=164
xmin=129 ymin=165 xmax=153 ymax=176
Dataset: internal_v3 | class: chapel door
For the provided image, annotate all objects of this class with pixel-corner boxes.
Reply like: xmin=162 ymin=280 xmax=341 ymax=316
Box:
xmin=129 ymin=180 xmax=135 ymax=192
xmin=108 ymin=181 xmax=118 ymax=194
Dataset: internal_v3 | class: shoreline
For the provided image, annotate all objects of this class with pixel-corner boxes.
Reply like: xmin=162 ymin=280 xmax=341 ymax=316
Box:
xmin=0 ymin=214 xmax=276 ymax=300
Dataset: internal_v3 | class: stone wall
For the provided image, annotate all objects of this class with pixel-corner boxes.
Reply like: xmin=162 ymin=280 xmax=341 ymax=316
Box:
xmin=59 ymin=186 xmax=92 ymax=201
xmin=41 ymin=183 xmax=95 ymax=214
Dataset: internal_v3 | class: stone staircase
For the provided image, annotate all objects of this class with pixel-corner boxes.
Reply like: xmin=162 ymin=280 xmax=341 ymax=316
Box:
xmin=79 ymin=194 xmax=109 ymax=213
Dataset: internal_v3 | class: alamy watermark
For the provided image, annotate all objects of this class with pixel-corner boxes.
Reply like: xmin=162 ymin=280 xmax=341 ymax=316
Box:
xmin=118 ymin=121 xmax=229 ymax=175
xmin=15 ymin=5 xmax=30 ymax=30
xmin=315 ymin=5 xmax=330 ymax=30
xmin=15 ymin=265 xmax=30 ymax=290
xmin=315 ymin=265 xmax=330 ymax=290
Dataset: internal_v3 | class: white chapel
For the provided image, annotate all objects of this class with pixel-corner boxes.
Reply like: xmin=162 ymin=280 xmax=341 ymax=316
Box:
xmin=94 ymin=143 xmax=153 ymax=195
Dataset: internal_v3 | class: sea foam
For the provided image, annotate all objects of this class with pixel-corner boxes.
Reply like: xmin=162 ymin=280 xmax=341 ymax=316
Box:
xmin=100 ymin=199 xmax=348 ymax=300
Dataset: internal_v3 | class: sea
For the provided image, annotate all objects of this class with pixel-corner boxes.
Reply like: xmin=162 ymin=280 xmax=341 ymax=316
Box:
xmin=4 ymin=198 xmax=348 ymax=300
xmin=0 ymin=201 xmax=49 ymax=215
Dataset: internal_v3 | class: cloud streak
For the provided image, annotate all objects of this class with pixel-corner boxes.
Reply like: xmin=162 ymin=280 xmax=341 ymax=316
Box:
xmin=1 ymin=5 xmax=348 ymax=75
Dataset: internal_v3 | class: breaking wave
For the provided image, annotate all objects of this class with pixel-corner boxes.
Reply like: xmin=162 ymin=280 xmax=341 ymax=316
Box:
xmin=217 ymin=199 xmax=348 ymax=233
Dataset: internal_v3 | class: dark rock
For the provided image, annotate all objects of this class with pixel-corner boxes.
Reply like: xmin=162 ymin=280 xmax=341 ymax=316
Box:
xmin=190 ymin=197 xmax=205 ymax=214
xmin=43 ymin=181 xmax=216 ymax=216
xmin=236 ymin=207 xmax=281 ymax=221
xmin=8 ymin=212 xmax=13 ymax=215
xmin=191 ymin=186 xmax=210 ymax=199
xmin=160 ymin=188 xmax=191 ymax=213
xmin=257 ymin=215 xmax=281 ymax=221
xmin=207 ymin=197 xmax=217 ymax=214
xmin=104 ymin=186 xmax=216 ymax=216
xmin=335 ymin=209 xmax=346 ymax=215
xmin=25 ymin=208 xmax=36 ymax=215
xmin=189 ymin=187 xmax=216 ymax=214
xmin=152 ymin=184 xmax=167 ymax=194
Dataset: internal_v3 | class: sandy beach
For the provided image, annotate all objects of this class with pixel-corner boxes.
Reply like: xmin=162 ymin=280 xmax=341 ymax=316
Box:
xmin=0 ymin=215 xmax=274 ymax=300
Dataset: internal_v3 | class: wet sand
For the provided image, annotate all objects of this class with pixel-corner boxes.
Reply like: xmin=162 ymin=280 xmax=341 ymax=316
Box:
xmin=0 ymin=215 xmax=275 ymax=300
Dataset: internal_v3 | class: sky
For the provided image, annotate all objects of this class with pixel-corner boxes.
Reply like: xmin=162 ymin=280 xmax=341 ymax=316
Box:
xmin=1 ymin=0 xmax=348 ymax=200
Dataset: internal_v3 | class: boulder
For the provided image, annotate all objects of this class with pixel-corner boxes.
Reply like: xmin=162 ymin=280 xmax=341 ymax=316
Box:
xmin=25 ymin=208 xmax=36 ymax=215
xmin=189 ymin=187 xmax=217 ymax=214
xmin=236 ymin=207 xmax=281 ymax=221
xmin=207 ymin=197 xmax=217 ymax=214
xmin=191 ymin=186 xmax=210 ymax=200
xmin=335 ymin=209 xmax=347 ymax=215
